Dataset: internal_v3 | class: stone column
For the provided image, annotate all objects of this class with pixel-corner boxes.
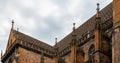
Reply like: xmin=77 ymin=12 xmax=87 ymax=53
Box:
xmin=112 ymin=0 xmax=120 ymax=63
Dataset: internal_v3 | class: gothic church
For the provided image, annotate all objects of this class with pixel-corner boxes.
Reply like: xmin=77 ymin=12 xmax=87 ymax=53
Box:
xmin=1 ymin=0 xmax=120 ymax=63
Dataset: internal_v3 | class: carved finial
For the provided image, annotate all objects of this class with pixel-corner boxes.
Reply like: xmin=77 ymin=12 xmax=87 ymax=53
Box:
xmin=95 ymin=3 xmax=102 ymax=30
xmin=96 ymin=3 xmax=100 ymax=18
xmin=54 ymin=38 xmax=59 ymax=53
xmin=73 ymin=23 xmax=76 ymax=31
xmin=97 ymin=3 xmax=100 ymax=11
xmin=71 ymin=23 xmax=77 ymax=45
xmin=55 ymin=38 xmax=57 ymax=45
xmin=12 ymin=20 xmax=14 ymax=29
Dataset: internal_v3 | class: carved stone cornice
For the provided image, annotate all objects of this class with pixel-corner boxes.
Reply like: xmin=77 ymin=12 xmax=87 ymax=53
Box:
xmin=17 ymin=39 xmax=54 ymax=58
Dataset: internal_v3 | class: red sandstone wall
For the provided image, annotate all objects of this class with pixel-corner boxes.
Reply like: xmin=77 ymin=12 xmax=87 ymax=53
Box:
xmin=82 ymin=39 xmax=94 ymax=62
xmin=113 ymin=0 xmax=120 ymax=63
xmin=76 ymin=53 xmax=84 ymax=63
xmin=112 ymin=28 xmax=120 ymax=63
xmin=62 ymin=53 xmax=71 ymax=63
xmin=113 ymin=0 xmax=120 ymax=23
xmin=18 ymin=47 xmax=53 ymax=63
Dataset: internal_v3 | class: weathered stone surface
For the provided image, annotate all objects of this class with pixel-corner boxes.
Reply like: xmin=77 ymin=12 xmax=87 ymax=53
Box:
xmin=112 ymin=28 xmax=120 ymax=63
xmin=113 ymin=0 xmax=120 ymax=23
xmin=113 ymin=0 xmax=120 ymax=63
xmin=18 ymin=47 xmax=53 ymax=63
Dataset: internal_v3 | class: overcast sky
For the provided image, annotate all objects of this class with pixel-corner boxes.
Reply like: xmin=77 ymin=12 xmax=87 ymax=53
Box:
xmin=0 ymin=0 xmax=112 ymax=57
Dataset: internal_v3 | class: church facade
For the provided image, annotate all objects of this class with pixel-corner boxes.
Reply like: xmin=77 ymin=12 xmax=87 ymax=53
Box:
xmin=1 ymin=0 xmax=120 ymax=63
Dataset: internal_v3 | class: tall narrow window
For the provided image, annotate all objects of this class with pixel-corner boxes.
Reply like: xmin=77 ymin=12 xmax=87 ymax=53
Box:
xmin=88 ymin=44 xmax=95 ymax=63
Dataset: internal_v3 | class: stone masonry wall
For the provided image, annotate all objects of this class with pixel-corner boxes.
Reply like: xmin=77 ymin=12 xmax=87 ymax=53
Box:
xmin=113 ymin=0 xmax=120 ymax=23
xmin=113 ymin=0 xmax=120 ymax=63
xmin=18 ymin=47 xmax=53 ymax=63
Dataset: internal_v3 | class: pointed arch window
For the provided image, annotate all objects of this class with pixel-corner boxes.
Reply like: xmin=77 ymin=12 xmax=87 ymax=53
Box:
xmin=88 ymin=44 xmax=95 ymax=63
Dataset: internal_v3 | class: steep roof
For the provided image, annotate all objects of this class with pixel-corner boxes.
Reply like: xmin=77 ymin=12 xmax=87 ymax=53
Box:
xmin=13 ymin=30 xmax=54 ymax=52
xmin=13 ymin=2 xmax=113 ymax=52
xmin=56 ymin=2 xmax=113 ymax=51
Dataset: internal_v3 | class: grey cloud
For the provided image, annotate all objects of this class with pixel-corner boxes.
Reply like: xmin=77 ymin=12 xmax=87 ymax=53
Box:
xmin=0 ymin=0 xmax=112 ymax=54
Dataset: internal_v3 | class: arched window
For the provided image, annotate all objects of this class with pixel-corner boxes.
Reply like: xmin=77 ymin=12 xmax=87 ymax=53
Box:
xmin=88 ymin=44 xmax=95 ymax=63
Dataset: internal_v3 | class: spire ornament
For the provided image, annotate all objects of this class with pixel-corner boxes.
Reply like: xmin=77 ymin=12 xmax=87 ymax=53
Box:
xmin=55 ymin=38 xmax=58 ymax=50
xmin=96 ymin=3 xmax=100 ymax=18
xmin=97 ymin=3 xmax=100 ymax=11
xmin=12 ymin=20 xmax=14 ymax=29
xmin=73 ymin=23 xmax=76 ymax=32
xmin=71 ymin=23 xmax=77 ymax=45
xmin=72 ymin=23 xmax=76 ymax=36
xmin=95 ymin=3 xmax=102 ymax=30
xmin=55 ymin=38 xmax=57 ymax=45
xmin=54 ymin=38 xmax=59 ymax=57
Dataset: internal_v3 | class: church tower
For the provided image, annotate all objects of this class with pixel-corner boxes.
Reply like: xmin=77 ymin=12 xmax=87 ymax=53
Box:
xmin=112 ymin=0 xmax=120 ymax=63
